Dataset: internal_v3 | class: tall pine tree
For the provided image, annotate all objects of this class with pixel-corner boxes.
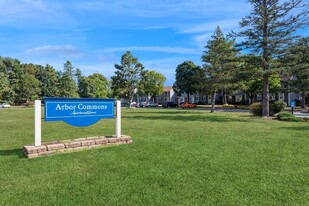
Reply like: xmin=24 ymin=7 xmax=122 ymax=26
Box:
xmin=283 ymin=37 xmax=309 ymax=108
xmin=59 ymin=61 xmax=78 ymax=98
xmin=202 ymin=26 xmax=239 ymax=112
xmin=236 ymin=0 xmax=308 ymax=117
xmin=111 ymin=51 xmax=144 ymax=107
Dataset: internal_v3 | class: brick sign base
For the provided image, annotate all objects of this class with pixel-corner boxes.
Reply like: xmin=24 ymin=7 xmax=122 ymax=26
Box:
xmin=23 ymin=135 xmax=132 ymax=158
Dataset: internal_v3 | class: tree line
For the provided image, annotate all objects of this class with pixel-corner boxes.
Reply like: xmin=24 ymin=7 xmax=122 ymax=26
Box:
xmin=0 ymin=54 xmax=166 ymax=106
xmin=174 ymin=0 xmax=308 ymax=116
xmin=0 ymin=59 xmax=118 ymax=104
xmin=1 ymin=0 xmax=308 ymax=118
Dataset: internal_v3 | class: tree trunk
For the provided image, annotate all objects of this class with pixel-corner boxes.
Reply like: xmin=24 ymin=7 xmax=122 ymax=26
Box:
xmin=187 ymin=93 xmax=190 ymax=103
xmin=261 ymin=0 xmax=269 ymax=117
xmin=136 ymin=93 xmax=140 ymax=106
xmin=211 ymin=92 xmax=216 ymax=113
xmin=249 ymin=93 xmax=254 ymax=104
xmin=128 ymin=91 xmax=134 ymax=108
xmin=127 ymin=97 xmax=130 ymax=109
xmin=301 ymin=93 xmax=306 ymax=109
xmin=223 ymin=93 xmax=227 ymax=104
xmin=262 ymin=74 xmax=270 ymax=117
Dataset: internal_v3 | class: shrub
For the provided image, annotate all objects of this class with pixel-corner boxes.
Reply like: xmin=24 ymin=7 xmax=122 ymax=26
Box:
xmin=271 ymin=100 xmax=287 ymax=114
xmin=249 ymin=102 xmax=262 ymax=116
xmin=250 ymin=100 xmax=287 ymax=116
xmin=277 ymin=112 xmax=303 ymax=122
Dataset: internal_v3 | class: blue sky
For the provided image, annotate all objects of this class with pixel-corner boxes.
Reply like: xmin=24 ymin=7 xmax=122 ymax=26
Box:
xmin=0 ymin=0 xmax=307 ymax=86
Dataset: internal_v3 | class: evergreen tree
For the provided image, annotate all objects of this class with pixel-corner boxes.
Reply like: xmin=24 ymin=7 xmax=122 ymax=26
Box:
xmin=3 ymin=57 xmax=23 ymax=103
xmin=283 ymin=37 xmax=309 ymax=108
xmin=38 ymin=64 xmax=60 ymax=98
xmin=59 ymin=61 xmax=79 ymax=97
xmin=236 ymin=55 xmax=281 ymax=103
xmin=202 ymin=26 xmax=239 ymax=112
xmin=111 ymin=51 xmax=144 ymax=107
xmin=0 ymin=72 xmax=12 ymax=102
xmin=235 ymin=0 xmax=308 ymax=117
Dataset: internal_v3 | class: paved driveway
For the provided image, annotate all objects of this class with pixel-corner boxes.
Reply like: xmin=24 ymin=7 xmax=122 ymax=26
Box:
xmin=294 ymin=111 xmax=309 ymax=118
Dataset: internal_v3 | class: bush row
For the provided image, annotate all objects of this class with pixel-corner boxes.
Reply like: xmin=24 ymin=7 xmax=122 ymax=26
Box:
xmin=277 ymin=112 xmax=303 ymax=122
xmin=249 ymin=100 xmax=287 ymax=116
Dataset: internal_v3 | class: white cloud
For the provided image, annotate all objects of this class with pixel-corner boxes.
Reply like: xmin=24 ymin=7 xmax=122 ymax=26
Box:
xmin=25 ymin=45 xmax=83 ymax=58
xmin=179 ymin=19 xmax=241 ymax=34
xmin=102 ymin=46 xmax=200 ymax=55
xmin=192 ymin=33 xmax=213 ymax=46
xmin=72 ymin=0 xmax=249 ymax=18
xmin=0 ymin=0 xmax=73 ymax=27
xmin=138 ymin=26 xmax=170 ymax=30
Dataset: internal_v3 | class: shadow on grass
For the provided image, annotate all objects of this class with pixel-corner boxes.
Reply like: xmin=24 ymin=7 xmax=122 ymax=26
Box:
xmin=129 ymin=110 xmax=192 ymax=115
xmin=280 ymin=126 xmax=309 ymax=131
xmin=0 ymin=148 xmax=24 ymax=158
xmin=123 ymin=114 xmax=251 ymax=123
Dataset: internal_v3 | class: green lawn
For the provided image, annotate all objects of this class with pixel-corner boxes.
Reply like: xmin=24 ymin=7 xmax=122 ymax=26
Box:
xmin=0 ymin=107 xmax=309 ymax=205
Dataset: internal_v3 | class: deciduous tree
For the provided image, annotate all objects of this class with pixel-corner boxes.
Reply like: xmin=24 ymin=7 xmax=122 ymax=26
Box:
xmin=174 ymin=61 xmax=202 ymax=102
xmin=139 ymin=70 xmax=166 ymax=103
xmin=19 ymin=74 xmax=41 ymax=103
xmin=78 ymin=73 xmax=109 ymax=98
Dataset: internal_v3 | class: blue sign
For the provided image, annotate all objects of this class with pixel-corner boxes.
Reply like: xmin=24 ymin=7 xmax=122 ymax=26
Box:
xmin=290 ymin=101 xmax=296 ymax=108
xmin=44 ymin=98 xmax=114 ymax=127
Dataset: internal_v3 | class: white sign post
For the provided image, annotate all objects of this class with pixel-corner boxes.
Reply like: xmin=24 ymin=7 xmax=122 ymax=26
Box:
xmin=116 ymin=100 xmax=121 ymax=137
xmin=34 ymin=100 xmax=42 ymax=146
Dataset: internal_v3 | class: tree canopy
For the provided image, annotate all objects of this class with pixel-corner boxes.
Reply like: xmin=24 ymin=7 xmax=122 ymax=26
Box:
xmin=202 ymin=26 xmax=239 ymax=112
xmin=174 ymin=61 xmax=203 ymax=101
xmin=111 ymin=51 xmax=144 ymax=107
xmin=235 ymin=0 xmax=308 ymax=116
xmin=282 ymin=37 xmax=309 ymax=108
xmin=139 ymin=70 xmax=166 ymax=102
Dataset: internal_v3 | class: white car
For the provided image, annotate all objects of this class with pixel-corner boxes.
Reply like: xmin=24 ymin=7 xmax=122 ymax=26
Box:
xmin=1 ymin=103 xmax=11 ymax=108
xmin=149 ymin=102 xmax=158 ymax=107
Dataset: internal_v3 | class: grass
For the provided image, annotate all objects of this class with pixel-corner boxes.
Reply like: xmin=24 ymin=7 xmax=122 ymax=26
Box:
xmin=0 ymin=107 xmax=309 ymax=205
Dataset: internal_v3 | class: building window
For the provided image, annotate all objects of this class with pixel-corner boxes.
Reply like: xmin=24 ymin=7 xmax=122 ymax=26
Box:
xmin=279 ymin=93 xmax=284 ymax=100
xmin=270 ymin=94 xmax=276 ymax=100
xmin=256 ymin=94 xmax=262 ymax=100
xmin=236 ymin=95 xmax=242 ymax=102
xmin=203 ymin=96 xmax=206 ymax=101
xmin=195 ymin=96 xmax=199 ymax=101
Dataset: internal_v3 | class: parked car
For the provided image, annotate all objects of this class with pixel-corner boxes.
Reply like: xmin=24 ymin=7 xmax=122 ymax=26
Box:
xmin=140 ymin=102 xmax=158 ymax=108
xmin=0 ymin=103 xmax=11 ymax=108
xmin=139 ymin=102 xmax=148 ymax=107
xmin=180 ymin=102 xmax=197 ymax=109
xmin=149 ymin=102 xmax=158 ymax=107
xmin=162 ymin=102 xmax=178 ymax=108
